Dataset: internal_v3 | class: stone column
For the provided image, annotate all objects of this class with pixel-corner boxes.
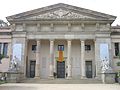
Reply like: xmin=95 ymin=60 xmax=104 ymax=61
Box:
xmin=35 ymin=40 xmax=40 ymax=78
xmin=67 ymin=40 xmax=72 ymax=79
xmin=24 ymin=39 xmax=28 ymax=78
xmin=81 ymin=40 xmax=86 ymax=79
xmin=94 ymin=40 xmax=100 ymax=78
xmin=49 ymin=39 xmax=54 ymax=79
xmin=109 ymin=41 xmax=112 ymax=68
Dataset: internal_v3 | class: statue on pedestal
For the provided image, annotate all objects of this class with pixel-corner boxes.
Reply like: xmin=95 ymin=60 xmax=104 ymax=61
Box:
xmin=9 ymin=56 xmax=21 ymax=72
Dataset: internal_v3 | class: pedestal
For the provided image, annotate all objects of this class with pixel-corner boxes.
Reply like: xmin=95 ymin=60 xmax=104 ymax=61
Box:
xmin=101 ymin=69 xmax=115 ymax=84
xmin=6 ymin=71 xmax=24 ymax=83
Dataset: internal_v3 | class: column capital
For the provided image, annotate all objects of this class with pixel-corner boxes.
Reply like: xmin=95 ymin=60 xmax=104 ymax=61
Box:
xmin=36 ymin=39 xmax=40 ymax=41
xmin=67 ymin=39 xmax=72 ymax=42
xmin=80 ymin=39 xmax=85 ymax=42
xmin=67 ymin=40 xmax=72 ymax=46
xmin=36 ymin=40 xmax=41 ymax=53
xmin=93 ymin=39 xmax=96 ymax=42
xmin=49 ymin=39 xmax=54 ymax=42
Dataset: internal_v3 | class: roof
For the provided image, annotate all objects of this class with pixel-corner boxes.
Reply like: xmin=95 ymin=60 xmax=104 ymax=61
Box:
xmin=6 ymin=3 xmax=116 ymax=23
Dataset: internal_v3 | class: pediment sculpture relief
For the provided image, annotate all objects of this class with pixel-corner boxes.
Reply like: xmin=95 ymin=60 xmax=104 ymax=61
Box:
xmin=28 ymin=9 xmax=95 ymax=19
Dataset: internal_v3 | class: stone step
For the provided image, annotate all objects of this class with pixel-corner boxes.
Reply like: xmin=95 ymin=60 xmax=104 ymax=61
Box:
xmin=22 ymin=78 xmax=102 ymax=84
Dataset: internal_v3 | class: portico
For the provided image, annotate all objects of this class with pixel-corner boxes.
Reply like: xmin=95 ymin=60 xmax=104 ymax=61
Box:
xmin=25 ymin=39 xmax=96 ymax=79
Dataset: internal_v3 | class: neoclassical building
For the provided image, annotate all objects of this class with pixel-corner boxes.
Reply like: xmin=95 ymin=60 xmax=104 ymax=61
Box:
xmin=0 ymin=3 xmax=120 ymax=79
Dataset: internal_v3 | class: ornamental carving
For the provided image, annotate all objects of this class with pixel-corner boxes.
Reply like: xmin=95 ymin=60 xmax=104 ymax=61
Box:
xmin=28 ymin=9 xmax=95 ymax=19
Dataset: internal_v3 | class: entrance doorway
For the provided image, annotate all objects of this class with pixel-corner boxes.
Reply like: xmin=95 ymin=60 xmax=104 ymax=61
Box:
xmin=30 ymin=61 xmax=36 ymax=78
xmin=57 ymin=61 xmax=65 ymax=78
xmin=86 ymin=61 xmax=92 ymax=78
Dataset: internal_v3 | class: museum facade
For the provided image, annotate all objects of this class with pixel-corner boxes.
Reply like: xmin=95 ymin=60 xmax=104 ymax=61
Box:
xmin=0 ymin=3 xmax=120 ymax=79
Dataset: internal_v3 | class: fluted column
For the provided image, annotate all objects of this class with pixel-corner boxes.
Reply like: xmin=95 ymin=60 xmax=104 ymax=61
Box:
xmin=67 ymin=40 xmax=72 ymax=79
xmin=81 ymin=40 xmax=86 ymax=79
xmin=35 ymin=40 xmax=40 ymax=78
xmin=49 ymin=39 xmax=54 ymax=79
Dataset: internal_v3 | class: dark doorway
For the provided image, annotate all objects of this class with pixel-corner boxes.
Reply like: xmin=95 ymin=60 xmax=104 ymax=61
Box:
xmin=57 ymin=61 xmax=65 ymax=78
xmin=30 ymin=61 xmax=36 ymax=78
xmin=86 ymin=61 xmax=92 ymax=78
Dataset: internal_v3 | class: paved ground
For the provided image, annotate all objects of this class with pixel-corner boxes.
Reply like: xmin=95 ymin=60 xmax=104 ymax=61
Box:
xmin=0 ymin=83 xmax=120 ymax=90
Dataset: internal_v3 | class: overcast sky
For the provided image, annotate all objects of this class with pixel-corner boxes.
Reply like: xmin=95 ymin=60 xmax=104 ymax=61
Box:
xmin=0 ymin=0 xmax=120 ymax=25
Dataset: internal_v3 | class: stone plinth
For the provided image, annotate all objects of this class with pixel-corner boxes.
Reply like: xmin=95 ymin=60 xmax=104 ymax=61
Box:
xmin=6 ymin=71 xmax=24 ymax=83
xmin=101 ymin=69 xmax=115 ymax=84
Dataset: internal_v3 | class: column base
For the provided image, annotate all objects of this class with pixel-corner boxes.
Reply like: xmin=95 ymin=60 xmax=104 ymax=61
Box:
xmin=66 ymin=76 xmax=72 ymax=79
xmin=95 ymin=76 xmax=99 ymax=79
xmin=34 ymin=76 xmax=40 ymax=79
xmin=48 ymin=76 xmax=54 ymax=79
xmin=81 ymin=76 xmax=86 ymax=79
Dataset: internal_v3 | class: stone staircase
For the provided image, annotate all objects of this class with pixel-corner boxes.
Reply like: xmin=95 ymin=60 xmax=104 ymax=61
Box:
xmin=22 ymin=78 xmax=102 ymax=84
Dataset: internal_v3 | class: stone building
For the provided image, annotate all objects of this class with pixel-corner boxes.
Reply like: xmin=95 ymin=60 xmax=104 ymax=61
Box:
xmin=0 ymin=3 xmax=120 ymax=80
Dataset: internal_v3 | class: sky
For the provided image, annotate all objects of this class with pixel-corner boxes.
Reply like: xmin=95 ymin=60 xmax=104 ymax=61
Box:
xmin=0 ymin=0 xmax=120 ymax=26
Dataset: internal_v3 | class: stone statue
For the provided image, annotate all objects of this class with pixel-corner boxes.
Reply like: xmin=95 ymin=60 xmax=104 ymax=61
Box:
xmin=9 ymin=56 xmax=20 ymax=71
xmin=101 ymin=57 xmax=111 ymax=73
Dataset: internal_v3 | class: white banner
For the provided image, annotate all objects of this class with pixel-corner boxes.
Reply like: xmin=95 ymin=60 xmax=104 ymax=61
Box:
xmin=12 ymin=44 xmax=22 ymax=62
xmin=100 ymin=43 xmax=109 ymax=61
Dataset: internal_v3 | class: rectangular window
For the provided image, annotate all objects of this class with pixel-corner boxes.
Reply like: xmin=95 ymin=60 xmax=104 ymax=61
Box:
xmin=114 ymin=43 xmax=119 ymax=56
xmin=3 ymin=43 xmax=8 ymax=57
xmin=58 ymin=45 xmax=64 ymax=51
xmin=85 ymin=45 xmax=91 ymax=51
xmin=0 ymin=43 xmax=8 ymax=57
xmin=32 ymin=45 xmax=36 ymax=51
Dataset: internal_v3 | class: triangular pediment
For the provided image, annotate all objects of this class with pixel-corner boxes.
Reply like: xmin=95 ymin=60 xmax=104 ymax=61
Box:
xmin=26 ymin=9 xmax=96 ymax=20
xmin=7 ymin=3 xmax=116 ymax=21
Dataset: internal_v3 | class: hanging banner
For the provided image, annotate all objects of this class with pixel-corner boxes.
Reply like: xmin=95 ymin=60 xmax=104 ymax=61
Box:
xmin=58 ymin=45 xmax=64 ymax=62
xmin=12 ymin=44 xmax=22 ymax=63
xmin=100 ymin=43 xmax=109 ymax=61
xmin=58 ymin=51 xmax=64 ymax=62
